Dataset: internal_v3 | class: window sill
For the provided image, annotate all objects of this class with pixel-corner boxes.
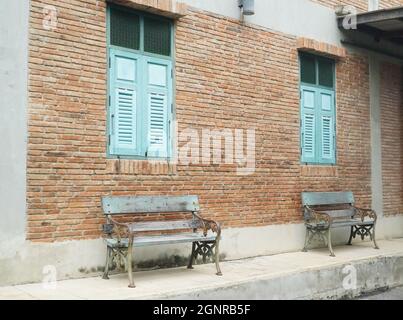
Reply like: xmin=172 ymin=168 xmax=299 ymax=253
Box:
xmin=106 ymin=159 xmax=177 ymax=175
xmin=109 ymin=0 xmax=188 ymax=18
xmin=297 ymin=37 xmax=347 ymax=59
xmin=300 ymin=165 xmax=338 ymax=177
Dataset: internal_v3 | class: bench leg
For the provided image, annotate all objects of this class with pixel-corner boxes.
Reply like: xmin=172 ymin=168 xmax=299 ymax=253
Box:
xmin=215 ymin=238 xmax=222 ymax=276
xmin=127 ymin=238 xmax=135 ymax=288
xmin=102 ymin=246 xmax=112 ymax=280
xmin=187 ymin=242 xmax=196 ymax=269
xmin=327 ymin=229 xmax=335 ymax=257
xmin=302 ymin=228 xmax=310 ymax=252
xmin=372 ymin=223 xmax=379 ymax=250
xmin=347 ymin=226 xmax=354 ymax=245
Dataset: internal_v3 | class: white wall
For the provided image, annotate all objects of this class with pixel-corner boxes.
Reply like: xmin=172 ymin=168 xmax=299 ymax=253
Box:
xmin=183 ymin=0 xmax=343 ymax=45
xmin=0 ymin=0 xmax=29 ymax=258
xmin=181 ymin=0 xmax=403 ymax=58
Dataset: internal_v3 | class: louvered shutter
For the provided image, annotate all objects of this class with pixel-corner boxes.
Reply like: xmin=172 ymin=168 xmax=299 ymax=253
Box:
xmin=318 ymin=89 xmax=336 ymax=164
xmin=144 ymin=57 xmax=171 ymax=158
xmin=109 ymin=49 xmax=141 ymax=156
xmin=301 ymin=86 xmax=317 ymax=163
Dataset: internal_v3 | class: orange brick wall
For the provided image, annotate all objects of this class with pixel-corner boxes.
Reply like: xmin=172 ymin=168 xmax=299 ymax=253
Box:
xmin=379 ymin=0 xmax=403 ymax=8
xmin=311 ymin=0 xmax=368 ymax=11
xmin=28 ymin=0 xmax=373 ymax=242
xmin=311 ymin=0 xmax=403 ymax=10
xmin=381 ymin=63 xmax=403 ymax=216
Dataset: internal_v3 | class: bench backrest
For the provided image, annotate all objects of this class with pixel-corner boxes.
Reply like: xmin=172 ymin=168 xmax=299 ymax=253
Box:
xmin=101 ymin=195 xmax=201 ymax=232
xmin=102 ymin=195 xmax=200 ymax=214
xmin=301 ymin=191 xmax=355 ymax=220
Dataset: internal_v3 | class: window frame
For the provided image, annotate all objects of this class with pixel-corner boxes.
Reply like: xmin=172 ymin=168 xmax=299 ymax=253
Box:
xmin=299 ymin=52 xmax=337 ymax=165
xmin=106 ymin=4 xmax=175 ymax=160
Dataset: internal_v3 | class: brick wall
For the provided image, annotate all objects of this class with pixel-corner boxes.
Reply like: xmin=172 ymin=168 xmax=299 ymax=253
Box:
xmin=28 ymin=0 xmax=372 ymax=242
xmin=379 ymin=0 xmax=403 ymax=8
xmin=311 ymin=0 xmax=403 ymax=11
xmin=381 ymin=63 xmax=403 ymax=216
xmin=311 ymin=0 xmax=368 ymax=11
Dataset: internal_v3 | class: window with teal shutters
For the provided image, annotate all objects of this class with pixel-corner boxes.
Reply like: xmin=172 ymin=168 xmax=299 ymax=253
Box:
xmin=107 ymin=5 xmax=173 ymax=159
xmin=144 ymin=57 xmax=171 ymax=158
xmin=109 ymin=49 xmax=141 ymax=156
xmin=318 ymin=89 xmax=335 ymax=164
xmin=300 ymin=53 xmax=336 ymax=164
xmin=301 ymin=87 xmax=316 ymax=163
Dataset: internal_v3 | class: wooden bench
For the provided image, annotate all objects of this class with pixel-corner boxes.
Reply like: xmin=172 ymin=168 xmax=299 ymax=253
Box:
xmin=101 ymin=195 xmax=222 ymax=288
xmin=301 ymin=191 xmax=379 ymax=257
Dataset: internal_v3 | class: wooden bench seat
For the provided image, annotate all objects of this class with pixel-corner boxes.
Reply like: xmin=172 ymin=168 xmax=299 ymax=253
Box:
xmin=105 ymin=233 xmax=218 ymax=248
xmin=302 ymin=191 xmax=379 ymax=257
xmin=307 ymin=218 xmax=375 ymax=229
xmin=101 ymin=195 xmax=222 ymax=288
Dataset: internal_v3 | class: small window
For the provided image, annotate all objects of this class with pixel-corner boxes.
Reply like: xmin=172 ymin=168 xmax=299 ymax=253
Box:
xmin=300 ymin=54 xmax=316 ymax=85
xmin=300 ymin=53 xmax=334 ymax=89
xmin=318 ymin=57 xmax=334 ymax=88
xmin=144 ymin=17 xmax=171 ymax=56
xmin=109 ymin=6 xmax=172 ymax=57
xmin=110 ymin=7 xmax=140 ymax=50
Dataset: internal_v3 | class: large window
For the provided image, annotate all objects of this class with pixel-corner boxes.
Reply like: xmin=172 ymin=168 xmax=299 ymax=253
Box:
xmin=300 ymin=53 xmax=336 ymax=165
xmin=107 ymin=5 xmax=173 ymax=158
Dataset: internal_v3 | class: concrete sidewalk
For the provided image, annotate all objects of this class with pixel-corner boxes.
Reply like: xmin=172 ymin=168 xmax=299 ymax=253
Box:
xmin=1 ymin=238 xmax=403 ymax=300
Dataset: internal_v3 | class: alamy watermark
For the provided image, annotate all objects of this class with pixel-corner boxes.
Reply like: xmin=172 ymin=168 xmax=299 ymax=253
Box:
xmin=177 ymin=126 xmax=256 ymax=175
xmin=42 ymin=265 xmax=57 ymax=290
xmin=342 ymin=264 xmax=357 ymax=291
xmin=339 ymin=5 xmax=358 ymax=30
xmin=43 ymin=5 xmax=58 ymax=30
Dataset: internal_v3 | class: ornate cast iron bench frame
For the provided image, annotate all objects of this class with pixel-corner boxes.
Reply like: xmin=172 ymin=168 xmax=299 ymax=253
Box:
xmin=101 ymin=195 xmax=222 ymax=288
xmin=301 ymin=191 xmax=379 ymax=257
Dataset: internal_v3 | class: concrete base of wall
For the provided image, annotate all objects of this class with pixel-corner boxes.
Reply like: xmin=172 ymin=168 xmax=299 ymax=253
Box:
xmin=1 ymin=238 xmax=403 ymax=300
xmin=1 ymin=215 xmax=403 ymax=286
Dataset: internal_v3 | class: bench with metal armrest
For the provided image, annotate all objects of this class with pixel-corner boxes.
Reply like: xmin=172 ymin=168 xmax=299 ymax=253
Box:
xmin=101 ymin=195 xmax=222 ymax=288
xmin=301 ymin=191 xmax=379 ymax=257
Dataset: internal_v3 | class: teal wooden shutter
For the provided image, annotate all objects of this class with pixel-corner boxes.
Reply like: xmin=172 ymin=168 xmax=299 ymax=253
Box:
xmin=317 ymin=89 xmax=336 ymax=164
xmin=144 ymin=57 xmax=172 ymax=158
xmin=109 ymin=48 xmax=141 ymax=156
xmin=301 ymin=86 xmax=317 ymax=163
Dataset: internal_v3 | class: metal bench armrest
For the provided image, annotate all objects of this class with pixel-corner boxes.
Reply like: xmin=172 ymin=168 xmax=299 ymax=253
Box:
xmin=353 ymin=207 xmax=377 ymax=222
xmin=192 ymin=212 xmax=221 ymax=238
xmin=305 ymin=206 xmax=333 ymax=226
xmin=103 ymin=215 xmax=131 ymax=242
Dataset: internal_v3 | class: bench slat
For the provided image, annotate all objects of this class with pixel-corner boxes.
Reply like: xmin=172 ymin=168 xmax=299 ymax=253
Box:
xmin=106 ymin=233 xmax=217 ymax=248
xmin=307 ymin=219 xmax=374 ymax=228
xmin=102 ymin=195 xmax=200 ymax=214
xmin=129 ymin=220 xmax=201 ymax=232
xmin=331 ymin=219 xmax=374 ymax=228
xmin=302 ymin=192 xmax=354 ymax=206
xmin=321 ymin=209 xmax=355 ymax=218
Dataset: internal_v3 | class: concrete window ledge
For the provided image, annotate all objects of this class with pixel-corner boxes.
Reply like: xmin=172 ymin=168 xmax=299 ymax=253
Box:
xmin=300 ymin=165 xmax=338 ymax=177
xmin=297 ymin=37 xmax=347 ymax=59
xmin=107 ymin=0 xmax=188 ymax=18
xmin=106 ymin=159 xmax=178 ymax=175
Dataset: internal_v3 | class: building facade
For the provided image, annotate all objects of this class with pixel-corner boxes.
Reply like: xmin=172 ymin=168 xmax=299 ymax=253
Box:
xmin=0 ymin=0 xmax=402 ymax=285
